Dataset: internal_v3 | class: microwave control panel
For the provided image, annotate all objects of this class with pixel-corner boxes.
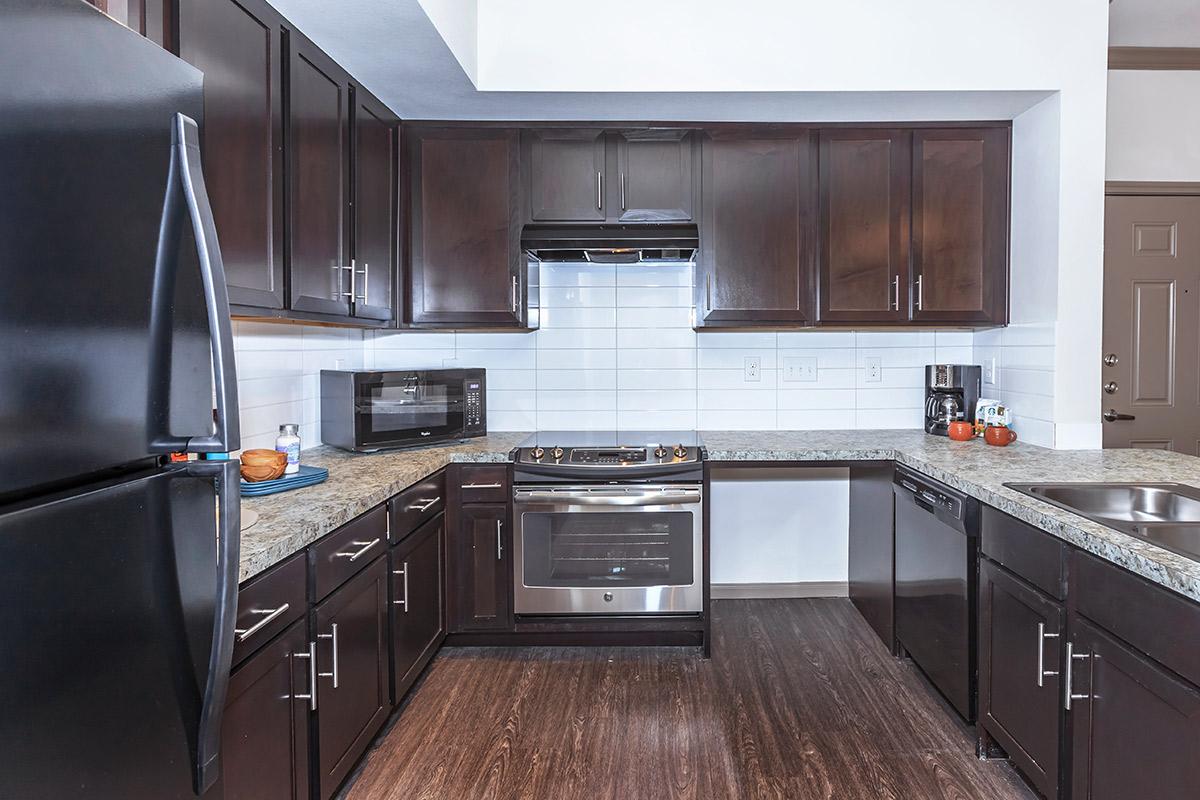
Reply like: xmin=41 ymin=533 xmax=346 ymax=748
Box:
xmin=465 ymin=380 xmax=484 ymax=430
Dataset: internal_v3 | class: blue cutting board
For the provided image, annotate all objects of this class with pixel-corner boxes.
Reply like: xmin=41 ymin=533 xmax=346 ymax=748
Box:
xmin=241 ymin=464 xmax=329 ymax=497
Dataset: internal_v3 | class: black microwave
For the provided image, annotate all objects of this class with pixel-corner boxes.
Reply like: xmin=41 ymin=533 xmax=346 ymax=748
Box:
xmin=320 ymin=369 xmax=486 ymax=452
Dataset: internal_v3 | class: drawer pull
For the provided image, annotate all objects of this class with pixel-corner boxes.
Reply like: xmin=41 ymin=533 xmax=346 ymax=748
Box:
xmin=318 ymin=622 xmax=339 ymax=689
xmin=293 ymin=641 xmax=317 ymax=711
xmin=1064 ymin=641 xmax=1092 ymax=710
xmin=462 ymin=483 xmax=502 ymax=490
xmin=1036 ymin=622 xmax=1059 ymax=687
xmin=406 ymin=496 xmax=441 ymax=512
xmin=392 ymin=562 xmax=410 ymax=613
xmin=335 ymin=538 xmax=381 ymax=562
xmin=234 ymin=603 xmax=290 ymax=642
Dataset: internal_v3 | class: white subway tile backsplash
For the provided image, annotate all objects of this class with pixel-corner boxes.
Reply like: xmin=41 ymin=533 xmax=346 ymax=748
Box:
xmin=617 ymin=409 xmax=698 ymax=430
xmin=536 ymin=390 xmax=617 ymax=411
xmin=698 ymin=331 xmax=778 ymax=349
xmin=539 ymin=307 xmax=618 ymax=328
xmin=698 ymin=389 xmax=776 ymax=410
xmin=539 ymin=286 xmax=616 ymax=308
xmin=698 ymin=369 xmax=779 ymax=390
xmin=778 ymin=409 xmax=856 ymax=430
xmin=616 ymin=327 xmax=696 ymax=349
xmin=697 ymin=349 xmax=778 ymax=370
xmin=618 ymin=369 xmax=697 ymax=390
xmin=777 ymin=388 xmax=855 ymax=410
xmin=537 ymin=369 xmax=617 ymax=390
xmin=776 ymin=331 xmax=856 ymax=348
xmin=538 ymin=349 xmax=618 ymax=370
xmin=616 ymin=286 xmax=692 ymax=307
xmin=617 ymin=390 xmax=697 ymax=411
xmin=699 ymin=409 xmax=778 ymax=430
xmin=535 ymin=328 xmax=616 ymax=349
xmin=617 ymin=348 xmax=696 ymax=370
xmin=617 ymin=265 xmax=693 ymax=287
xmin=537 ymin=409 xmax=617 ymax=430
xmin=538 ymin=264 xmax=615 ymax=287
xmin=616 ymin=307 xmax=694 ymax=328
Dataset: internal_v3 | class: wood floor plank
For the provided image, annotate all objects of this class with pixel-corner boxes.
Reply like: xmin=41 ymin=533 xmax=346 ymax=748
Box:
xmin=341 ymin=599 xmax=1036 ymax=800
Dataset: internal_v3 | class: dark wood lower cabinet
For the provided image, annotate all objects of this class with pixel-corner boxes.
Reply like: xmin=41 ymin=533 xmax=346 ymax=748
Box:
xmin=1067 ymin=613 xmax=1200 ymax=800
xmin=847 ymin=462 xmax=895 ymax=653
xmin=219 ymin=619 xmax=310 ymax=800
xmin=451 ymin=503 xmax=511 ymax=632
xmin=390 ymin=514 xmax=446 ymax=702
xmin=313 ymin=556 xmax=389 ymax=800
xmin=979 ymin=558 xmax=1063 ymax=799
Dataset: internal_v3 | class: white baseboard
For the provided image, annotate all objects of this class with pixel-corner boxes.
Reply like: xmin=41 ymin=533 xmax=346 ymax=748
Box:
xmin=711 ymin=581 xmax=849 ymax=600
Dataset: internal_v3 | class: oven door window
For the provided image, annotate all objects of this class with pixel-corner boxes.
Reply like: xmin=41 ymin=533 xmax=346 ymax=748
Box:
xmin=358 ymin=376 xmax=464 ymax=445
xmin=520 ymin=511 xmax=695 ymax=588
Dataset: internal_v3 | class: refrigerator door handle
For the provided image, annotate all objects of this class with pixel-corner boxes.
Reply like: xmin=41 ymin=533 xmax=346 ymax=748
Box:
xmin=148 ymin=114 xmax=240 ymax=454
xmin=179 ymin=458 xmax=241 ymax=795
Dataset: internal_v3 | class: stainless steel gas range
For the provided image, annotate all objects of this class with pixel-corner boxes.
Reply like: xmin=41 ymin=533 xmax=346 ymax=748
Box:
xmin=510 ymin=431 xmax=705 ymax=616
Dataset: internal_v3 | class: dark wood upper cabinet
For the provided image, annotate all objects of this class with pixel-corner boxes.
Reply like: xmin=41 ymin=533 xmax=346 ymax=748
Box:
xmin=1068 ymin=613 xmax=1200 ymax=800
xmin=177 ymin=0 xmax=285 ymax=310
xmin=218 ymin=619 xmax=310 ymax=800
xmin=313 ymin=556 xmax=389 ymax=800
xmin=523 ymin=129 xmax=607 ymax=222
xmin=451 ymin=503 xmax=511 ymax=632
xmin=408 ymin=127 xmax=524 ymax=327
xmin=390 ymin=514 xmax=445 ymax=703
xmin=697 ymin=130 xmax=818 ymax=326
xmin=978 ymin=558 xmax=1063 ymax=800
xmin=350 ymin=86 xmax=397 ymax=322
xmin=612 ymin=129 xmax=697 ymax=223
xmin=287 ymin=33 xmax=350 ymax=318
xmin=910 ymin=127 xmax=1009 ymax=324
xmin=817 ymin=129 xmax=911 ymax=324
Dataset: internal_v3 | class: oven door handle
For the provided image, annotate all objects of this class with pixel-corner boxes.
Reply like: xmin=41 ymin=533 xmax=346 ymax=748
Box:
xmin=514 ymin=487 xmax=702 ymax=506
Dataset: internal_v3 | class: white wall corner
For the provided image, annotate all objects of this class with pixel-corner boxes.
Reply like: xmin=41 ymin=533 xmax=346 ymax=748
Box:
xmin=417 ymin=0 xmax=479 ymax=85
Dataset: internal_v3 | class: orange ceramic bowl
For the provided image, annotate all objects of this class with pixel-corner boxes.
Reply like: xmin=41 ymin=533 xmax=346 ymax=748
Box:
xmin=947 ymin=421 xmax=974 ymax=441
xmin=984 ymin=426 xmax=1018 ymax=447
xmin=240 ymin=449 xmax=287 ymax=482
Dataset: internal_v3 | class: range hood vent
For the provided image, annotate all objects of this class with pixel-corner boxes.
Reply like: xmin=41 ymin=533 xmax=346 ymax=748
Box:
xmin=522 ymin=224 xmax=698 ymax=263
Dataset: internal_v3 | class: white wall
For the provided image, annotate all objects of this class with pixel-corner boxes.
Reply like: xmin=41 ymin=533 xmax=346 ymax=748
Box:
xmin=1107 ymin=70 xmax=1200 ymax=182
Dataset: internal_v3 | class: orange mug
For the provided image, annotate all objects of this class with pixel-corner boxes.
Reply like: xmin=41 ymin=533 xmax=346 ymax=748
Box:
xmin=984 ymin=426 xmax=1017 ymax=447
xmin=947 ymin=421 xmax=974 ymax=441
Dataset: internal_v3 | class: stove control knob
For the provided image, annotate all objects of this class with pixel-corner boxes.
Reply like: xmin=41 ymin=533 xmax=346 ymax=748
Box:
xmin=530 ymin=447 xmax=545 ymax=460
xmin=654 ymin=445 xmax=669 ymax=459
xmin=551 ymin=446 xmax=565 ymax=460
xmin=673 ymin=444 xmax=688 ymax=459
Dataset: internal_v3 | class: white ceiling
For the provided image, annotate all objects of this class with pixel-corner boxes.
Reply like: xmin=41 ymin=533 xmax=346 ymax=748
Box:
xmin=268 ymin=0 xmax=1050 ymax=121
xmin=1110 ymin=0 xmax=1200 ymax=47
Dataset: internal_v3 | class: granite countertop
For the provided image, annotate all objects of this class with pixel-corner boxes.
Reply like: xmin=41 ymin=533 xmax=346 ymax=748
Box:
xmin=239 ymin=429 xmax=1200 ymax=605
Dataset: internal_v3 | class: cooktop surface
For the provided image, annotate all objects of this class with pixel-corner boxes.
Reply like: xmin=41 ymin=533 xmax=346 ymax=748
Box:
xmin=516 ymin=430 xmax=704 ymax=448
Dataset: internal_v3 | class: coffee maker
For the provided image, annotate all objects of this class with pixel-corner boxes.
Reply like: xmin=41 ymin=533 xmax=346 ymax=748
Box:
xmin=924 ymin=364 xmax=982 ymax=436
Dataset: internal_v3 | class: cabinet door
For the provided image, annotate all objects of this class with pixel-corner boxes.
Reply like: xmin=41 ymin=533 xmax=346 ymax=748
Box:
xmin=978 ymin=559 xmax=1063 ymax=800
xmin=1068 ymin=614 xmax=1200 ymax=800
xmin=408 ymin=128 xmax=523 ymax=326
xmin=524 ymin=129 xmax=607 ymax=222
xmin=177 ymin=0 xmax=285 ymax=310
xmin=818 ymin=129 xmax=910 ymax=324
xmin=911 ymin=127 xmax=1009 ymax=324
xmin=288 ymin=33 xmax=350 ymax=318
xmin=350 ymin=86 xmax=397 ymax=322
xmin=452 ymin=504 xmax=510 ymax=632
xmin=698 ymin=131 xmax=817 ymax=326
xmin=219 ymin=619 xmax=310 ymax=800
xmin=613 ymin=129 xmax=696 ymax=222
xmin=314 ymin=557 xmax=389 ymax=800
xmin=390 ymin=514 xmax=445 ymax=703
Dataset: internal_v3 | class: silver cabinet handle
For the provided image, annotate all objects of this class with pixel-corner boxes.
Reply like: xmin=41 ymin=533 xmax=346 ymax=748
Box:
xmin=511 ymin=275 xmax=519 ymax=314
xmin=1064 ymin=641 xmax=1091 ymax=710
xmin=392 ymin=562 xmax=410 ymax=613
xmin=234 ymin=603 xmax=290 ymax=642
xmin=892 ymin=275 xmax=900 ymax=311
xmin=597 ymin=170 xmax=603 ymax=210
xmin=496 ymin=520 xmax=503 ymax=561
xmin=915 ymin=274 xmax=924 ymax=311
xmin=336 ymin=538 xmax=381 ymax=561
xmin=335 ymin=262 xmax=354 ymax=299
xmin=406 ymin=497 xmax=441 ymax=512
xmin=293 ymin=641 xmax=317 ymax=711
xmin=463 ymin=483 xmax=503 ymax=490
xmin=355 ymin=261 xmax=369 ymax=304
xmin=705 ymin=274 xmax=712 ymax=312
xmin=1037 ymin=622 xmax=1059 ymax=687
xmin=318 ymin=622 xmax=339 ymax=689
xmin=620 ymin=172 xmax=626 ymax=210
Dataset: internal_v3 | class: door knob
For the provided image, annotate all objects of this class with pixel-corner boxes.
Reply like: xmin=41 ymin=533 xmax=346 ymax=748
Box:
xmin=1103 ymin=381 xmax=1118 ymax=394
xmin=1103 ymin=353 xmax=1118 ymax=367
xmin=1103 ymin=409 xmax=1135 ymax=422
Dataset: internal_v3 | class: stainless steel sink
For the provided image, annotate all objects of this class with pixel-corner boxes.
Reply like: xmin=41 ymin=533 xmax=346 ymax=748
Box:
xmin=1005 ymin=482 xmax=1200 ymax=562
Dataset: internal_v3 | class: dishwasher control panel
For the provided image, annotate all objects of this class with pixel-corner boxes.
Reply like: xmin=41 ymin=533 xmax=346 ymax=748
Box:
xmin=897 ymin=473 xmax=964 ymax=520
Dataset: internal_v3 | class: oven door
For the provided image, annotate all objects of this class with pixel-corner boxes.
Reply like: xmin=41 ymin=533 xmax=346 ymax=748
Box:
xmin=513 ymin=484 xmax=703 ymax=615
xmin=356 ymin=372 xmax=466 ymax=448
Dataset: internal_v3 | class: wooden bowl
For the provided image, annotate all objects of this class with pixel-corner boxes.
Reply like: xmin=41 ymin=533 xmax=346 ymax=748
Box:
xmin=240 ymin=449 xmax=287 ymax=482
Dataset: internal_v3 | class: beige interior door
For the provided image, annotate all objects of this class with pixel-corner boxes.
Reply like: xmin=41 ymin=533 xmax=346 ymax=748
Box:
xmin=1102 ymin=195 xmax=1200 ymax=454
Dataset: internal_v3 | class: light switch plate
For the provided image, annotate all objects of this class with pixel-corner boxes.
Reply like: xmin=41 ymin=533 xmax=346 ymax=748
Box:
xmin=983 ymin=357 xmax=997 ymax=385
xmin=744 ymin=356 xmax=761 ymax=382
xmin=864 ymin=356 xmax=883 ymax=383
xmin=784 ymin=356 xmax=818 ymax=382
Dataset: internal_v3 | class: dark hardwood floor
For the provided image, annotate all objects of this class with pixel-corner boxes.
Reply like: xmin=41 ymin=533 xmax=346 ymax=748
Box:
xmin=341 ymin=599 xmax=1036 ymax=800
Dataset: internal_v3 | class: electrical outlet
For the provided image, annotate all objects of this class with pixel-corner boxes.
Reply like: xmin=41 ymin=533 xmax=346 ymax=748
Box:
xmin=983 ymin=357 xmax=997 ymax=386
xmin=744 ymin=356 xmax=761 ymax=382
xmin=783 ymin=356 xmax=818 ymax=382
xmin=864 ymin=356 xmax=883 ymax=383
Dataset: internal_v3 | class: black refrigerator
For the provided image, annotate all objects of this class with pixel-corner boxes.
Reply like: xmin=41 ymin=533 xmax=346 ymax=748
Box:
xmin=0 ymin=1 xmax=241 ymax=797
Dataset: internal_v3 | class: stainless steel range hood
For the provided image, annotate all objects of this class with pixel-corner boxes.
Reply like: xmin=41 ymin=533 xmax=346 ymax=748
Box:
xmin=522 ymin=224 xmax=698 ymax=263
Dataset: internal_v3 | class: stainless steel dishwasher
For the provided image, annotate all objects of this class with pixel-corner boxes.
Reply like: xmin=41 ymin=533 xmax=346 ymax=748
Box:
xmin=893 ymin=466 xmax=980 ymax=721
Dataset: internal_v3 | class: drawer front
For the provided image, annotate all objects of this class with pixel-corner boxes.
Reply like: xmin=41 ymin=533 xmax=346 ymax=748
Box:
xmin=310 ymin=504 xmax=388 ymax=602
xmin=981 ymin=506 xmax=1068 ymax=600
xmin=389 ymin=471 xmax=446 ymax=543
xmin=233 ymin=553 xmax=307 ymax=667
xmin=459 ymin=465 xmax=508 ymax=504
xmin=1072 ymin=551 xmax=1200 ymax=686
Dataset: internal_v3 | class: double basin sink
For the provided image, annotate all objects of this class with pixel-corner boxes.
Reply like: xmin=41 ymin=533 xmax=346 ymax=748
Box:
xmin=1006 ymin=482 xmax=1200 ymax=562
